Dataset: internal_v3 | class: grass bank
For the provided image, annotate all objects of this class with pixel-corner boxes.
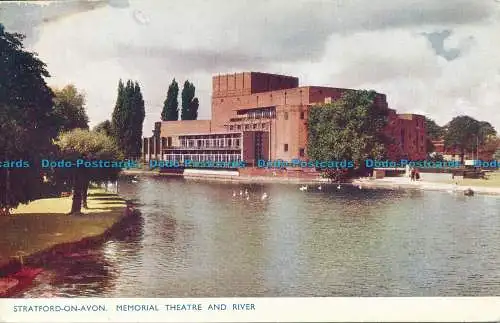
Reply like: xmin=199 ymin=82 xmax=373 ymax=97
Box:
xmin=0 ymin=188 xmax=126 ymax=270
xmin=441 ymin=171 xmax=500 ymax=188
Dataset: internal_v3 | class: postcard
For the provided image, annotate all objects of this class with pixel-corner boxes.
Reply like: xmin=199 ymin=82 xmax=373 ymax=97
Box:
xmin=1 ymin=0 xmax=500 ymax=322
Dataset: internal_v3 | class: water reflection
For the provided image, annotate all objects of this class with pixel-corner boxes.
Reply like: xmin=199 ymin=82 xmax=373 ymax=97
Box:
xmin=19 ymin=177 xmax=500 ymax=297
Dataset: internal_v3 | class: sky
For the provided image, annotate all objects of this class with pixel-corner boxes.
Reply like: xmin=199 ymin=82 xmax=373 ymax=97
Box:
xmin=1 ymin=0 xmax=500 ymax=135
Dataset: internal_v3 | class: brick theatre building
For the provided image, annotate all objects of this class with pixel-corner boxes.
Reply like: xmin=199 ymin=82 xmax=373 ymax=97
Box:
xmin=142 ymin=72 xmax=427 ymax=174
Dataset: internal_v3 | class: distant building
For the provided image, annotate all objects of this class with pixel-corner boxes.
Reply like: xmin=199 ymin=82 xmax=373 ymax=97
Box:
xmin=432 ymin=138 xmax=499 ymax=162
xmin=143 ymin=72 xmax=427 ymax=169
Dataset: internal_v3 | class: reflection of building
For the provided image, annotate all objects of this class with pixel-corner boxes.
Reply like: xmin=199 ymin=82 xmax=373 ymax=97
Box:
xmin=143 ymin=72 xmax=427 ymax=169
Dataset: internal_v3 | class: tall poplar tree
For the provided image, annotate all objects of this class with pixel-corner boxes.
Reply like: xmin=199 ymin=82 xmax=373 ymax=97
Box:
xmin=161 ymin=79 xmax=179 ymax=121
xmin=129 ymin=82 xmax=145 ymax=157
xmin=181 ymin=80 xmax=199 ymax=120
xmin=111 ymin=79 xmax=145 ymax=157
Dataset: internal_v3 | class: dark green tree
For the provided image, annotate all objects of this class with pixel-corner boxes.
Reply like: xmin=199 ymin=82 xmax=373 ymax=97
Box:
xmin=111 ymin=79 xmax=125 ymax=146
xmin=0 ymin=24 xmax=58 ymax=214
xmin=307 ymin=90 xmax=389 ymax=177
xmin=443 ymin=116 xmax=495 ymax=163
xmin=111 ymin=80 xmax=145 ymax=157
xmin=181 ymin=80 xmax=199 ymax=120
xmin=52 ymin=84 xmax=89 ymax=133
xmin=425 ymin=117 xmax=444 ymax=140
xmin=94 ymin=120 xmax=113 ymax=137
xmin=424 ymin=117 xmax=443 ymax=154
xmin=161 ymin=79 xmax=179 ymax=121
xmin=190 ymin=97 xmax=199 ymax=120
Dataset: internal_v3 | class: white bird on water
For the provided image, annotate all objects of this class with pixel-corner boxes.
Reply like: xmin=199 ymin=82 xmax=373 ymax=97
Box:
xmin=131 ymin=179 xmax=138 ymax=184
xmin=244 ymin=189 xmax=249 ymax=195
xmin=232 ymin=191 xmax=237 ymax=197
xmin=246 ymin=195 xmax=250 ymax=200
xmin=239 ymin=190 xmax=243 ymax=196
xmin=299 ymin=185 xmax=308 ymax=191
xmin=337 ymin=184 xmax=341 ymax=190
xmin=261 ymin=193 xmax=268 ymax=200
xmin=317 ymin=185 xmax=322 ymax=190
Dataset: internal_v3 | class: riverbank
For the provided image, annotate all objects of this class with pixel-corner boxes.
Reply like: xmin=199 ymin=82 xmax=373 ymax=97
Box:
xmin=353 ymin=176 xmax=500 ymax=195
xmin=122 ymin=168 xmax=330 ymax=183
xmin=0 ymin=189 xmax=131 ymax=297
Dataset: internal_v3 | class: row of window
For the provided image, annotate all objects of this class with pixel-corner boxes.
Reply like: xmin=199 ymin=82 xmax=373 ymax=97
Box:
xmin=229 ymin=123 xmax=268 ymax=131
xmin=164 ymin=154 xmax=242 ymax=163
xmin=178 ymin=138 xmax=241 ymax=149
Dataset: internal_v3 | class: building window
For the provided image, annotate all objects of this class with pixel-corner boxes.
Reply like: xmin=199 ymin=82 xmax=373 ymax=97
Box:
xmin=245 ymin=124 xmax=250 ymax=130
xmin=237 ymin=125 xmax=241 ymax=130
xmin=284 ymin=112 xmax=288 ymax=120
xmin=235 ymin=139 xmax=240 ymax=147
xmin=299 ymin=148 xmax=305 ymax=157
xmin=300 ymin=112 xmax=305 ymax=119
xmin=253 ymin=123 xmax=257 ymax=129
xmin=284 ymin=144 xmax=288 ymax=152
xmin=229 ymin=125 xmax=234 ymax=131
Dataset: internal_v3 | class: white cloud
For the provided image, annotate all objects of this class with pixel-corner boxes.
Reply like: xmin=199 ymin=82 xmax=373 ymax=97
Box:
xmin=1 ymin=0 xmax=499 ymax=133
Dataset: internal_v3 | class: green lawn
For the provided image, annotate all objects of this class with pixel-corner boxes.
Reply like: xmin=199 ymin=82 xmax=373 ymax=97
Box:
xmin=442 ymin=171 xmax=500 ymax=187
xmin=0 ymin=189 xmax=125 ymax=267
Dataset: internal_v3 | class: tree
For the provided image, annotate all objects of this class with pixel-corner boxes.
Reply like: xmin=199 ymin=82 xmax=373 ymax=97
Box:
xmin=0 ymin=23 xmax=58 ymax=213
xmin=161 ymin=79 xmax=179 ymax=121
xmin=190 ymin=97 xmax=199 ymax=120
xmin=111 ymin=80 xmax=145 ymax=157
xmin=307 ymin=90 xmax=389 ymax=177
xmin=181 ymin=80 xmax=199 ymax=120
xmin=444 ymin=116 xmax=496 ymax=163
xmin=54 ymin=129 xmax=122 ymax=214
xmin=425 ymin=117 xmax=444 ymax=140
xmin=94 ymin=120 xmax=112 ymax=137
xmin=52 ymin=84 xmax=89 ymax=133
xmin=128 ymin=82 xmax=145 ymax=157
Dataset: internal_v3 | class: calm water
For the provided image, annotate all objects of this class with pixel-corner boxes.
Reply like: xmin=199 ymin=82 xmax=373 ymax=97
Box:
xmin=19 ymin=177 xmax=500 ymax=297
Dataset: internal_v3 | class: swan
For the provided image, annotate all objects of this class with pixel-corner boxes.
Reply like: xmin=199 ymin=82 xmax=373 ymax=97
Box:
xmin=299 ymin=185 xmax=308 ymax=191
xmin=246 ymin=195 xmax=250 ymax=200
xmin=337 ymin=184 xmax=341 ymax=190
xmin=232 ymin=191 xmax=236 ymax=197
xmin=317 ymin=185 xmax=322 ymax=190
xmin=261 ymin=193 xmax=268 ymax=200
xmin=131 ymin=179 xmax=138 ymax=183
xmin=239 ymin=190 xmax=243 ymax=196
xmin=244 ymin=189 xmax=249 ymax=195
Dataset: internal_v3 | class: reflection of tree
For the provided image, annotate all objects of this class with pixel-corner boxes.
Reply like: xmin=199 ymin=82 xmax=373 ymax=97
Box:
xmin=20 ymin=213 xmax=146 ymax=297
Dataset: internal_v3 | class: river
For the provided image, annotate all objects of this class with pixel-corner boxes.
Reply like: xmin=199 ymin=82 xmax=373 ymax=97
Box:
xmin=19 ymin=176 xmax=500 ymax=297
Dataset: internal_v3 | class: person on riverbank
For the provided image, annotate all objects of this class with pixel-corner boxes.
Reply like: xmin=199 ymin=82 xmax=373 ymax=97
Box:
xmin=410 ymin=168 xmax=416 ymax=181
xmin=415 ymin=169 xmax=420 ymax=181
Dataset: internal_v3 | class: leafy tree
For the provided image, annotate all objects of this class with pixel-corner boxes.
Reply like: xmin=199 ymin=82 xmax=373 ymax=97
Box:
xmin=54 ymin=129 xmax=122 ymax=214
xmin=94 ymin=120 xmax=112 ymax=137
xmin=111 ymin=79 xmax=125 ymax=147
xmin=191 ymin=97 xmax=199 ymax=120
xmin=181 ymin=80 xmax=199 ymax=120
xmin=111 ymin=80 xmax=145 ymax=157
xmin=0 ymin=23 xmax=58 ymax=213
xmin=425 ymin=117 xmax=444 ymax=140
xmin=128 ymin=82 xmax=145 ymax=157
xmin=52 ymin=84 xmax=89 ymax=133
xmin=307 ymin=90 xmax=389 ymax=177
xmin=161 ymin=78 xmax=179 ymax=121
xmin=444 ymin=116 xmax=497 ymax=163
